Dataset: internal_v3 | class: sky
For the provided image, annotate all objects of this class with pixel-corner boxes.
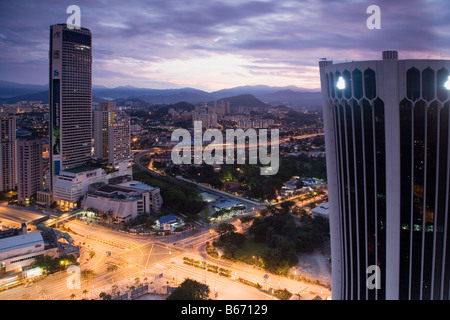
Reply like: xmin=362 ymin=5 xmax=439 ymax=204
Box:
xmin=0 ymin=0 xmax=449 ymax=92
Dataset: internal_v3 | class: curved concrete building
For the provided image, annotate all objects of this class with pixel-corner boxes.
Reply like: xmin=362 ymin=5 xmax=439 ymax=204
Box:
xmin=319 ymin=51 xmax=450 ymax=300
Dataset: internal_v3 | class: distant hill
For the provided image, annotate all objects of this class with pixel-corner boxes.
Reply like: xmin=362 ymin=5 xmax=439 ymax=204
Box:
xmin=0 ymin=81 xmax=47 ymax=98
xmin=2 ymin=90 xmax=106 ymax=104
xmin=136 ymin=89 xmax=216 ymax=104
xmin=0 ymin=81 xmax=322 ymax=107
xmin=259 ymin=90 xmax=322 ymax=108
xmin=212 ymin=85 xmax=303 ymax=98
xmin=219 ymin=94 xmax=269 ymax=108
xmin=212 ymin=85 xmax=321 ymax=107
xmin=3 ymin=90 xmax=49 ymax=104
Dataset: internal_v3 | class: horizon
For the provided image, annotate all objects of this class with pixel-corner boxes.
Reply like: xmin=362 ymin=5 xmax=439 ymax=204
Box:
xmin=0 ymin=80 xmax=321 ymax=93
xmin=1 ymin=1 xmax=449 ymax=91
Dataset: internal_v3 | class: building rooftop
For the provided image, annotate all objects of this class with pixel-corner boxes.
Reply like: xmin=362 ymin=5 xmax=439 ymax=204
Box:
xmin=117 ymin=181 xmax=157 ymax=191
xmin=157 ymin=214 xmax=178 ymax=224
xmin=0 ymin=232 xmax=44 ymax=254
xmin=64 ymin=165 xmax=101 ymax=174
xmin=213 ymin=199 xmax=243 ymax=209
xmin=311 ymin=202 xmax=329 ymax=216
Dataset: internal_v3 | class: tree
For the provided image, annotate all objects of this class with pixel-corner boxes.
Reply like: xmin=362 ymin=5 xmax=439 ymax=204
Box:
xmin=99 ymin=292 xmax=112 ymax=300
xmin=106 ymin=264 xmax=118 ymax=272
xmin=215 ymin=223 xmax=236 ymax=236
xmin=32 ymin=254 xmax=77 ymax=274
xmin=70 ymin=293 xmax=76 ymax=300
xmin=82 ymin=289 xmax=89 ymax=299
xmin=279 ymin=200 xmax=295 ymax=214
xmin=167 ymin=278 xmax=210 ymax=300
xmin=80 ymin=269 xmax=96 ymax=283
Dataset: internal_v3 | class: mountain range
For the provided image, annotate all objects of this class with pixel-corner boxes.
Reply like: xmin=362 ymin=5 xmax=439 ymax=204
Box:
xmin=0 ymin=81 xmax=322 ymax=108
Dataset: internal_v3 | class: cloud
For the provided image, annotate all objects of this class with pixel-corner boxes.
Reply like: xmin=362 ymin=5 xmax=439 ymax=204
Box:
xmin=0 ymin=0 xmax=449 ymax=90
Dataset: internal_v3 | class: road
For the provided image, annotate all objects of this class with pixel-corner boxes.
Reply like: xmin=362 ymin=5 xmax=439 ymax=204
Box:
xmin=135 ymin=148 xmax=264 ymax=209
xmin=0 ymin=215 xmax=331 ymax=300
xmin=0 ymin=203 xmax=45 ymax=229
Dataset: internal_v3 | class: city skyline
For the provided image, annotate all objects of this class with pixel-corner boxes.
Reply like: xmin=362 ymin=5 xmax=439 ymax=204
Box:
xmin=1 ymin=0 xmax=450 ymax=91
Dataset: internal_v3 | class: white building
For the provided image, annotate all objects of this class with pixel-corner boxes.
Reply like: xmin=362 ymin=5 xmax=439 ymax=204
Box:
xmin=311 ymin=202 xmax=329 ymax=217
xmin=49 ymin=24 xmax=92 ymax=191
xmin=0 ymin=232 xmax=47 ymax=274
xmin=52 ymin=162 xmax=132 ymax=211
xmin=319 ymin=51 xmax=450 ymax=300
xmin=117 ymin=181 xmax=163 ymax=214
xmin=81 ymin=181 xmax=162 ymax=224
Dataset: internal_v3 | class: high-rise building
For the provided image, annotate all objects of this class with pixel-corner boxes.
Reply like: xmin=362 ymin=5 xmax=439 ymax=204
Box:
xmin=0 ymin=113 xmax=16 ymax=192
xmin=49 ymin=24 xmax=92 ymax=191
xmin=192 ymin=110 xmax=218 ymax=128
xmin=93 ymin=102 xmax=115 ymax=161
xmin=17 ymin=138 xmax=43 ymax=203
xmin=319 ymin=51 xmax=450 ymax=300
xmin=94 ymin=102 xmax=131 ymax=166
xmin=213 ymin=100 xmax=230 ymax=119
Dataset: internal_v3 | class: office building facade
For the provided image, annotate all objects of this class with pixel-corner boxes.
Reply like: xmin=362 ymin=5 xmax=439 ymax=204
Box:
xmin=319 ymin=51 xmax=450 ymax=299
xmin=0 ymin=113 xmax=16 ymax=192
xmin=49 ymin=24 xmax=92 ymax=191
xmin=94 ymin=102 xmax=131 ymax=166
xmin=17 ymin=138 xmax=43 ymax=203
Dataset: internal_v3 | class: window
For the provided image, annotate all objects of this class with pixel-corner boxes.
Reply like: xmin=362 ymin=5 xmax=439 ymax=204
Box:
xmin=352 ymin=69 xmax=363 ymax=100
xmin=437 ymin=68 xmax=449 ymax=102
xmin=364 ymin=68 xmax=376 ymax=100
xmin=422 ymin=68 xmax=435 ymax=102
xmin=343 ymin=70 xmax=352 ymax=99
xmin=407 ymin=68 xmax=421 ymax=101
xmin=335 ymin=71 xmax=342 ymax=99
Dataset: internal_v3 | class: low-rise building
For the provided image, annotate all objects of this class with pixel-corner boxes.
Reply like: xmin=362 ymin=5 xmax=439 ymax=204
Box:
xmin=155 ymin=214 xmax=182 ymax=231
xmin=50 ymin=160 xmax=133 ymax=211
xmin=311 ymin=202 xmax=329 ymax=217
xmin=81 ymin=181 xmax=162 ymax=224
xmin=0 ymin=226 xmax=79 ymax=288
xmin=212 ymin=199 xmax=245 ymax=212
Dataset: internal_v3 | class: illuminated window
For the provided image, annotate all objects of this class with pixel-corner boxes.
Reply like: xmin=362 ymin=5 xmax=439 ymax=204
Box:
xmin=336 ymin=76 xmax=346 ymax=90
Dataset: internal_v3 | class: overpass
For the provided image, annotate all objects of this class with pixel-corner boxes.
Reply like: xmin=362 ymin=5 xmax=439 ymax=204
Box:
xmin=36 ymin=223 xmax=75 ymax=244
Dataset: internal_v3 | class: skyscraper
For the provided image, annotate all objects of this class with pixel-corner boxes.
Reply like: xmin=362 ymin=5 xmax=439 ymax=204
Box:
xmin=0 ymin=113 xmax=16 ymax=192
xmin=94 ymin=102 xmax=131 ymax=166
xmin=319 ymin=51 xmax=450 ymax=300
xmin=49 ymin=24 xmax=92 ymax=191
xmin=17 ymin=138 xmax=43 ymax=203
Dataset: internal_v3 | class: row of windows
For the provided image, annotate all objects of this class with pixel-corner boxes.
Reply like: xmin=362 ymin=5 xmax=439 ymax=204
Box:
xmin=10 ymin=253 xmax=44 ymax=264
xmin=326 ymin=68 xmax=376 ymax=101
xmin=326 ymin=67 xmax=450 ymax=103
xmin=332 ymin=97 xmax=386 ymax=300
xmin=407 ymin=67 xmax=449 ymax=102
xmin=399 ymin=99 xmax=450 ymax=299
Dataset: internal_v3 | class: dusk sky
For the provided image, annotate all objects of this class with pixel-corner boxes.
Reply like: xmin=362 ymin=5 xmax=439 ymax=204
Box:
xmin=1 ymin=0 xmax=449 ymax=92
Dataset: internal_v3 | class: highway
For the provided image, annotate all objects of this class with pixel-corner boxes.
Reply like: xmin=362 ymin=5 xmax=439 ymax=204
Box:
xmin=0 ymin=212 xmax=331 ymax=300
xmin=0 ymin=203 xmax=45 ymax=229
xmin=0 ymin=132 xmax=329 ymax=300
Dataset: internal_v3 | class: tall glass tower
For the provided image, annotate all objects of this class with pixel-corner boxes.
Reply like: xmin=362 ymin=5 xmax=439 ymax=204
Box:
xmin=49 ymin=24 xmax=92 ymax=191
xmin=319 ymin=51 xmax=450 ymax=300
